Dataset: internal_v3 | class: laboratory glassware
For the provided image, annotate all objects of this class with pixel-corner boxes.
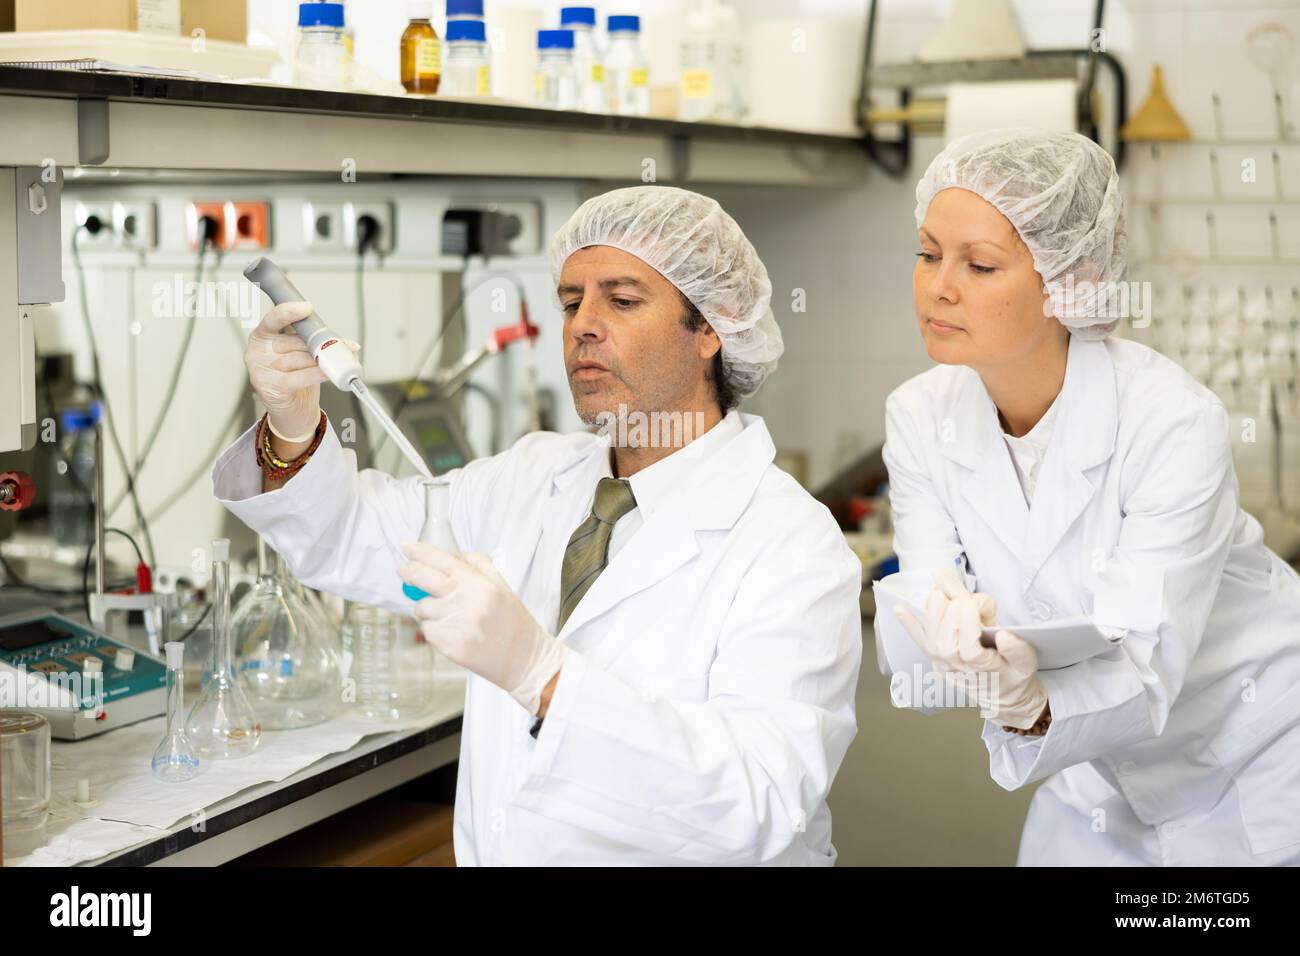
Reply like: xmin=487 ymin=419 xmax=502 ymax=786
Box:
xmin=169 ymin=581 xmax=215 ymax=691
xmin=297 ymin=1 xmax=349 ymax=91
xmin=234 ymin=539 xmax=344 ymax=730
xmin=343 ymin=603 xmax=436 ymax=722
xmin=605 ymin=16 xmax=649 ymax=117
xmin=0 ymin=712 xmax=51 ymax=841
xmin=401 ymin=0 xmax=441 ymax=95
xmin=186 ymin=539 xmax=262 ymax=759
xmin=151 ymin=642 xmax=200 ymax=782
xmin=353 ymin=474 xmax=447 ymax=723
xmin=536 ymin=29 xmax=579 ymax=111
xmin=562 ymin=6 xmax=606 ymax=112
xmin=441 ymin=19 xmax=491 ymax=98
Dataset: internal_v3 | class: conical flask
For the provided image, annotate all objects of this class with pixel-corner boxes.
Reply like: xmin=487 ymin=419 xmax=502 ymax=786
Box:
xmin=186 ymin=538 xmax=262 ymax=758
xmin=152 ymin=642 xmax=199 ymax=781
xmin=233 ymin=538 xmax=344 ymax=729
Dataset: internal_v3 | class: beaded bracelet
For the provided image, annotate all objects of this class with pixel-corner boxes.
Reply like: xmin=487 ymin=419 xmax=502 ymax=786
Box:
xmin=255 ymin=411 xmax=327 ymax=483
xmin=1003 ymin=705 xmax=1052 ymax=737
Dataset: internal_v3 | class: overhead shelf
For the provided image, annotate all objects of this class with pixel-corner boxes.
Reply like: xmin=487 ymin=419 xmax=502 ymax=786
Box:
xmin=0 ymin=66 xmax=869 ymax=187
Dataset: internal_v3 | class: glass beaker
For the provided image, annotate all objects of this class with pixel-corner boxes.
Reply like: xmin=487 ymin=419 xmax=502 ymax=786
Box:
xmin=342 ymin=603 xmax=436 ymax=723
xmin=170 ymin=582 xmax=213 ymax=692
xmin=1 ymin=711 xmax=51 ymax=858
xmin=186 ymin=539 xmax=262 ymax=758
xmin=233 ymin=539 xmax=344 ymax=729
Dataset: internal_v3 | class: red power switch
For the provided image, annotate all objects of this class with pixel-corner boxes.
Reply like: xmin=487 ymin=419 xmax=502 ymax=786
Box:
xmin=490 ymin=303 xmax=541 ymax=353
xmin=0 ymin=471 xmax=35 ymax=512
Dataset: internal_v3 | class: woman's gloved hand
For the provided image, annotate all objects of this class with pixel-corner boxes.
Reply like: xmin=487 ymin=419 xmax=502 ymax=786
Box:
xmin=399 ymin=541 xmax=566 ymax=716
xmin=245 ymin=301 xmax=357 ymax=442
xmin=895 ymin=568 xmax=1049 ymax=730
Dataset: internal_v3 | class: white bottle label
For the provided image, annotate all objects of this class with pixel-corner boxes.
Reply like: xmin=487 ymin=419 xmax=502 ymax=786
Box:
xmin=136 ymin=0 xmax=181 ymax=35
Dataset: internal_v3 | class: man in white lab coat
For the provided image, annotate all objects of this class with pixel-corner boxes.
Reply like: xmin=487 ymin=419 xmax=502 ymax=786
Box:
xmin=212 ymin=185 xmax=863 ymax=865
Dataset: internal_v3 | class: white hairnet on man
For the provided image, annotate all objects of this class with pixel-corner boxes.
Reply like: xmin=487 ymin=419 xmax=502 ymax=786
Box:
xmin=550 ymin=184 xmax=785 ymax=399
xmin=914 ymin=128 xmax=1127 ymax=339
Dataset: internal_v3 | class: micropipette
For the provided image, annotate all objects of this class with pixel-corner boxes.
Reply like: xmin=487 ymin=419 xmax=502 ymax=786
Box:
xmin=243 ymin=257 xmax=433 ymax=480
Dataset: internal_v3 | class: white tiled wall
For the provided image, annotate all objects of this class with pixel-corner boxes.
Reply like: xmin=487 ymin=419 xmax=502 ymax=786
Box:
xmin=718 ymin=1 xmax=1300 ymax=507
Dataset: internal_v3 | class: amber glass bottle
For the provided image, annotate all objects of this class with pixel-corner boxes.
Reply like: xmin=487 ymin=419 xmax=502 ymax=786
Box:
xmin=401 ymin=1 xmax=441 ymax=95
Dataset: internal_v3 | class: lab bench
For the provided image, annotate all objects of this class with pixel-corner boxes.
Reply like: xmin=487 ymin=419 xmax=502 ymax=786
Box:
xmin=88 ymin=705 xmax=463 ymax=866
xmin=0 ymin=586 xmax=464 ymax=867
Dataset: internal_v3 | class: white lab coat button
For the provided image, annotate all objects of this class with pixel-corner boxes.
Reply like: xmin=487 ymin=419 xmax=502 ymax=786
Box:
xmin=1030 ymin=601 xmax=1052 ymax=621
xmin=1118 ymin=760 xmax=1138 ymax=775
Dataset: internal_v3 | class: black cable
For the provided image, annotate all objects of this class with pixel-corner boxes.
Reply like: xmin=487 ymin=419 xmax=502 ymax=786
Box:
xmin=143 ymin=390 xmax=248 ymax=524
xmin=80 ymin=527 xmax=147 ymax=621
xmin=0 ymin=553 xmax=89 ymax=595
xmin=128 ymin=228 xmax=212 ymax=482
xmin=176 ymin=601 xmax=211 ymax=643
xmin=0 ymin=554 xmax=134 ymax=597
xmin=350 ymin=226 xmax=377 ymax=460
xmin=113 ymin=245 xmax=245 ymax=527
xmin=372 ymin=264 xmax=528 ymax=458
xmin=69 ymin=226 xmax=158 ymax=567
xmin=104 ymin=225 xmax=223 ymax=525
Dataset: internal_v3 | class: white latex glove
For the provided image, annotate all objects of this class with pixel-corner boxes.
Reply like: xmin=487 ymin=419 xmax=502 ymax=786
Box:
xmin=245 ymin=300 xmax=359 ymax=442
xmin=895 ymin=570 xmax=1048 ymax=730
xmin=933 ymin=565 xmax=998 ymax=627
xmin=399 ymin=541 xmax=566 ymax=716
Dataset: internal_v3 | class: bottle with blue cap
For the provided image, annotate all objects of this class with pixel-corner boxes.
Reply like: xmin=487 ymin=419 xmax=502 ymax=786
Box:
xmin=604 ymin=15 xmax=650 ymax=116
xmin=561 ymin=7 xmax=605 ymax=112
xmin=441 ymin=19 xmax=491 ymax=97
xmin=535 ymin=29 xmax=579 ymax=110
xmin=445 ymin=0 xmax=484 ymax=23
xmin=49 ymin=402 xmax=101 ymax=548
xmin=296 ymin=1 xmax=350 ymax=91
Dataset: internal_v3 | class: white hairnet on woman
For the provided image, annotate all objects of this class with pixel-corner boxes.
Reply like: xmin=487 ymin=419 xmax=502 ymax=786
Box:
xmin=914 ymin=128 xmax=1127 ymax=339
xmin=549 ymin=185 xmax=784 ymax=399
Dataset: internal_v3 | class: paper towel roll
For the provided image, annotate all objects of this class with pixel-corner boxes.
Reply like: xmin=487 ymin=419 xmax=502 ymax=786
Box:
xmin=486 ymin=6 xmax=543 ymax=106
xmin=746 ymin=17 xmax=864 ymax=135
xmin=944 ymin=79 xmax=1078 ymax=143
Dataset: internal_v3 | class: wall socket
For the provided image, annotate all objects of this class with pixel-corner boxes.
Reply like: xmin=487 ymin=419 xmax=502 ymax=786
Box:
xmin=302 ymin=200 xmax=345 ymax=252
xmin=344 ymin=201 xmax=394 ymax=254
xmin=113 ymin=201 xmax=157 ymax=249
xmin=444 ymin=200 xmax=541 ymax=255
xmin=73 ymin=202 xmax=115 ymax=245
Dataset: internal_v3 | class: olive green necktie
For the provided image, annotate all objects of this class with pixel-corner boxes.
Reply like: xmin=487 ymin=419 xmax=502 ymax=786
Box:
xmin=556 ymin=477 xmax=638 ymax=633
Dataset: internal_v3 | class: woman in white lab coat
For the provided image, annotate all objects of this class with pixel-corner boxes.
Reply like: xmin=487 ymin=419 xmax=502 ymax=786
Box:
xmin=881 ymin=128 xmax=1300 ymax=866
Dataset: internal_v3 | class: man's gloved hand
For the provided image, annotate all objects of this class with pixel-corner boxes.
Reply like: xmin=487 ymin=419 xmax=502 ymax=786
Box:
xmin=399 ymin=541 xmax=566 ymax=716
xmin=245 ymin=300 xmax=358 ymax=442
xmin=894 ymin=568 xmax=1048 ymax=730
